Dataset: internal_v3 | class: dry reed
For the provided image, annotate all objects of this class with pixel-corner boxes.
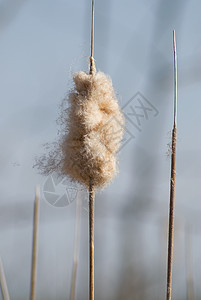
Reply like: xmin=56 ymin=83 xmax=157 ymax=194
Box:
xmin=0 ymin=257 xmax=10 ymax=300
xmin=166 ymin=30 xmax=178 ymax=300
xmin=30 ymin=186 xmax=40 ymax=300
xmin=185 ymin=226 xmax=195 ymax=300
xmin=89 ymin=182 xmax=95 ymax=300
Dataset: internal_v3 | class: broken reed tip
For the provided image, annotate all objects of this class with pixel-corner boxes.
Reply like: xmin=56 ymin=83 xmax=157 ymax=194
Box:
xmin=35 ymin=186 xmax=40 ymax=201
xmin=173 ymin=30 xmax=176 ymax=52
xmin=173 ymin=29 xmax=177 ymax=128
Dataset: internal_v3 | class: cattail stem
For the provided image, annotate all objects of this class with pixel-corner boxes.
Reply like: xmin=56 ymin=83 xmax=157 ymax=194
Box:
xmin=166 ymin=30 xmax=178 ymax=300
xmin=70 ymin=192 xmax=82 ymax=300
xmin=89 ymin=2 xmax=95 ymax=298
xmin=30 ymin=186 xmax=40 ymax=300
xmin=89 ymin=0 xmax=95 ymax=75
xmin=185 ymin=226 xmax=195 ymax=300
xmin=0 ymin=258 xmax=10 ymax=300
xmin=89 ymin=181 xmax=95 ymax=300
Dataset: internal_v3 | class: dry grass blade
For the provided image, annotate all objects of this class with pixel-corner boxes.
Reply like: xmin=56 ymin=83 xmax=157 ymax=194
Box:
xmin=166 ymin=30 xmax=178 ymax=300
xmin=30 ymin=186 xmax=40 ymax=300
xmin=0 ymin=257 xmax=10 ymax=300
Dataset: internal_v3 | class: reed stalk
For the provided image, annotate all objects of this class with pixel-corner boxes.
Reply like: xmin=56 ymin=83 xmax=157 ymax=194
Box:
xmin=30 ymin=186 xmax=40 ymax=300
xmin=0 ymin=257 xmax=10 ymax=300
xmin=89 ymin=1 xmax=95 ymax=299
xmin=166 ymin=30 xmax=178 ymax=300
xmin=185 ymin=226 xmax=195 ymax=300
xmin=89 ymin=181 xmax=95 ymax=300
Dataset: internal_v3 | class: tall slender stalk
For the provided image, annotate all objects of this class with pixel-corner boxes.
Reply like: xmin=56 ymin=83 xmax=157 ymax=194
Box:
xmin=30 ymin=186 xmax=40 ymax=300
xmin=89 ymin=1 xmax=95 ymax=299
xmin=166 ymin=30 xmax=178 ymax=300
xmin=89 ymin=181 xmax=95 ymax=300
xmin=89 ymin=0 xmax=95 ymax=75
xmin=185 ymin=226 xmax=195 ymax=300
xmin=0 ymin=257 xmax=10 ymax=300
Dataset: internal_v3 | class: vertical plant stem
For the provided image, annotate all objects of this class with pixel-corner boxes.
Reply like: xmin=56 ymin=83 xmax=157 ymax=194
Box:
xmin=0 ymin=258 xmax=10 ymax=300
xmin=30 ymin=186 xmax=40 ymax=300
xmin=70 ymin=192 xmax=82 ymax=300
xmin=89 ymin=181 xmax=95 ymax=300
xmin=166 ymin=30 xmax=177 ymax=300
xmin=89 ymin=1 xmax=95 ymax=299
xmin=185 ymin=226 xmax=195 ymax=300
xmin=166 ymin=127 xmax=177 ymax=300
xmin=89 ymin=0 xmax=95 ymax=75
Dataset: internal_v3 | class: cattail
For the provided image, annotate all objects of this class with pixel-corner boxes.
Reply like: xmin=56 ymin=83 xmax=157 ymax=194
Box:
xmin=35 ymin=67 xmax=124 ymax=188
xmin=35 ymin=1 xmax=124 ymax=299
xmin=62 ymin=69 xmax=124 ymax=187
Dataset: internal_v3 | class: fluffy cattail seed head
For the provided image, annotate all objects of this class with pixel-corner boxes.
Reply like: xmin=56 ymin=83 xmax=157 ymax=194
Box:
xmin=35 ymin=70 xmax=124 ymax=188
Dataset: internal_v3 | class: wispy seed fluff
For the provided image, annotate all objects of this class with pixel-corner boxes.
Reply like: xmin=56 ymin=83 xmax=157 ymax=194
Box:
xmin=36 ymin=71 xmax=124 ymax=188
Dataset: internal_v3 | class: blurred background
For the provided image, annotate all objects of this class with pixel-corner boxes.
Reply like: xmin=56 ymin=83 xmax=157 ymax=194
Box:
xmin=0 ymin=0 xmax=201 ymax=299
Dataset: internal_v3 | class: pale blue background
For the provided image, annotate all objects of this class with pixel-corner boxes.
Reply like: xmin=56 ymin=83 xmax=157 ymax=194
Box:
xmin=0 ymin=0 xmax=201 ymax=299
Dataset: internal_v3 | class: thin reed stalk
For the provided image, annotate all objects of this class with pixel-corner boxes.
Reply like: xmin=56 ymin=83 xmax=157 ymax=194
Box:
xmin=89 ymin=1 xmax=95 ymax=299
xmin=0 ymin=257 xmax=10 ymax=300
xmin=185 ymin=226 xmax=195 ymax=300
xmin=30 ymin=186 xmax=40 ymax=300
xmin=166 ymin=30 xmax=178 ymax=300
xmin=89 ymin=0 xmax=95 ymax=75
xmin=89 ymin=181 xmax=95 ymax=300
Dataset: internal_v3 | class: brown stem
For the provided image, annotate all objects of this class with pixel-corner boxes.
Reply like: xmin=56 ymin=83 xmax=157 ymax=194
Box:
xmin=89 ymin=0 xmax=95 ymax=75
xmin=166 ymin=30 xmax=178 ymax=300
xmin=89 ymin=181 xmax=95 ymax=300
xmin=0 ymin=257 xmax=10 ymax=300
xmin=30 ymin=186 xmax=40 ymax=300
xmin=185 ymin=226 xmax=195 ymax=300
xmin=70 ymin=260 xmax=78 ymax=300
xmin=166 ymin=127 xmax=177 ymax=300
xmin=88 ymin=1 xmax=96 ymax=299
